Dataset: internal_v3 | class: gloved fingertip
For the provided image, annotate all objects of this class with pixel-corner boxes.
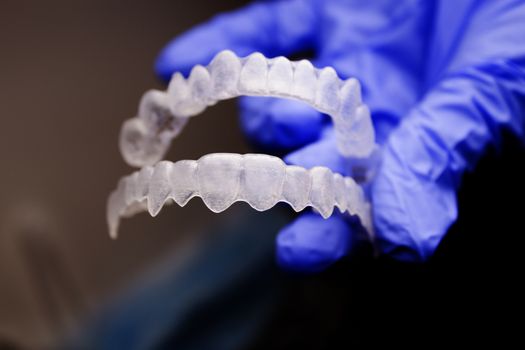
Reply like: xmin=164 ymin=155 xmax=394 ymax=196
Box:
xmin=154 ymin=24 xmax=229 ymax=82
xmin=154 ymin=38 xmax=190 ymax=82
xmin=238 ymin=97 xmax=324 ymax=150
xmin=269 ymin=99 xmax=324 ymax=148
xmin=276 ymin=212 xmax=351 ymax=273
xmin=283 ymin=134 xmax=347 ymax=175
xmin=155 ymin=48 xmax=177 ymax=82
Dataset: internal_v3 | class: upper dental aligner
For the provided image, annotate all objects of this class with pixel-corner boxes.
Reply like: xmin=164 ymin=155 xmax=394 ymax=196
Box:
xmin=120 ymin=50 xmax=376 ymax=168
xmin=107 ymin=153 xmax=372 ymax=239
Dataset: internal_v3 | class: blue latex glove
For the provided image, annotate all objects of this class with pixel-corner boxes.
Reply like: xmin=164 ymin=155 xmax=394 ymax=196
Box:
xmin=156 ymin=0 xmax=525 ymax=270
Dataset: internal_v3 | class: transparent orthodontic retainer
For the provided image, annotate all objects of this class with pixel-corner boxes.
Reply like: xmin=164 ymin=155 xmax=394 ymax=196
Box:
xmin=108 ymin=50 xmax=378 ymax=240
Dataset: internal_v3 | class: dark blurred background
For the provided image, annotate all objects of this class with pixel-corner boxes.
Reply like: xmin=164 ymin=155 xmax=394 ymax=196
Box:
xmin=0 ymin=1 xmax=523 ymax=349
xmin=0 ymin=0 xmax=251 ymax=348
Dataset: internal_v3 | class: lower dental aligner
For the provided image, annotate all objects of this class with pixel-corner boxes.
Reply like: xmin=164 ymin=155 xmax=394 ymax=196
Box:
xmin=120 ymin=50 xmax=376 ymax=168
xmin=107 ymin=153 xmax=372 ymax=239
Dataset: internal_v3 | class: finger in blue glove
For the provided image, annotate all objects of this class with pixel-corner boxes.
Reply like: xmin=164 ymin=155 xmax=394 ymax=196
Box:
xmin=239 ymin=97 xmax=324 ymax=150
xmin=277 ymin=212 xmax=352 ymax=272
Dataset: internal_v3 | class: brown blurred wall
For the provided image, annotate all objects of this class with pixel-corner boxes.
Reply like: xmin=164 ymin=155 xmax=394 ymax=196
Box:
xmin=0 ymin=0 xmax=249 ymax=347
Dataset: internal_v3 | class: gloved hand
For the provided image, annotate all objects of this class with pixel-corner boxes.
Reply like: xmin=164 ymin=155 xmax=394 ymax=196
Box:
xmin=155 ymin=0 xmax=525 ymax=270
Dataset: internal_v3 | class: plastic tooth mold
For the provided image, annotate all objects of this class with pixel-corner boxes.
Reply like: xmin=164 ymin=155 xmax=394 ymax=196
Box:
xmin=107 ymin=153 xmax=372 ymax=239
xmin=108 ymin=50 xmax=377 ymax=239
xmin=120 ymin=50 xmax=375 ymax=168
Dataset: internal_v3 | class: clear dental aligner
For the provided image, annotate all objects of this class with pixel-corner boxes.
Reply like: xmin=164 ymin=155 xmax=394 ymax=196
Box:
xmin=119 ymin=50 xmax=376 ymax=168
xmin=107 ymin=153 xmax=372 ymax=239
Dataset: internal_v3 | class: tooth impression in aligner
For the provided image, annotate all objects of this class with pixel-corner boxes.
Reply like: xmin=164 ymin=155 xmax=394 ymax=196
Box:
xmin=209 ymin=50 xmax=242 ymax=99
xmin=196 ymin=153 xmax=243 ymax=213
xmin=291 ymin=60 xmax=316 ymax=102
xmin=107 ymin=153 xmax=372 ymax=239
xmin=119 ymin=50 xmax=376 ymax=168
